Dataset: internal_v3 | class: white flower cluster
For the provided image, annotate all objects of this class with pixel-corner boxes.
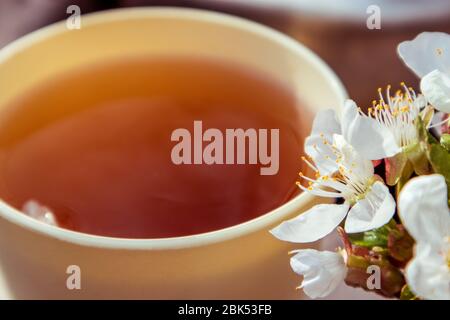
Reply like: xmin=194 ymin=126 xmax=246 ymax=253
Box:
xmin=271 ymin=32 xmax=450 ymax=300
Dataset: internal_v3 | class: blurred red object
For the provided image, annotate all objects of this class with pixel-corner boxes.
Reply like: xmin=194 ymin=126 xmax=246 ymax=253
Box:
xmin=2 ymin=0 xmax=450 ymax=107
xmin=187 ymin=0 xmax=450 ymax=107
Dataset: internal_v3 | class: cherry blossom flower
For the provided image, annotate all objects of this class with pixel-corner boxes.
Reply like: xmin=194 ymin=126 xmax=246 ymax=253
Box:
xmin=398 ymin=174 xmax=450 ymax=300
xmin=289 ymin=249 xmax=347 ymax=299
xmin=305 ymin=100 xmax=400 ymax=167
xmin=398 ymin=32 xmax=450 ymax=113
xmin=270 ymin=134 xmax=395 ymax=243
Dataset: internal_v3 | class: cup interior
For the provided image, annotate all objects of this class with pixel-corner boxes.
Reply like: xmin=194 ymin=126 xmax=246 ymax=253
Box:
xmin=0 ymin=8 xmax=346 ymax=248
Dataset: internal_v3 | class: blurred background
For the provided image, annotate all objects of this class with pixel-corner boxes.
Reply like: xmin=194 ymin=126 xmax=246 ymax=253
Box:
xmin=1 ymin=0 xmax=450 ymax=106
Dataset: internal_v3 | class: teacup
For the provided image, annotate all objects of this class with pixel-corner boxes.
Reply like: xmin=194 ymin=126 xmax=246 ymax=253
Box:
xmin=0 ymin=8 xmax=346 ymax=299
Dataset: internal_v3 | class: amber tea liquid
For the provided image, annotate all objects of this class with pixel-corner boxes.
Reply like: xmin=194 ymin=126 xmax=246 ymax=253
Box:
xmin=0 ymin=57 xmax=309 ymax=238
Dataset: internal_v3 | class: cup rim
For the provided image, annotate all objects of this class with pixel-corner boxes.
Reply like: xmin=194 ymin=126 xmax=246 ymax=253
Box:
xmin=0 ymin=7 xmax=347 ymax=250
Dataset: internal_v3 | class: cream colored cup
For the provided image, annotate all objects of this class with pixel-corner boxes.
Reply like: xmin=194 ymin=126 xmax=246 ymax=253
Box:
xmin=0 ymin=8 xmax=346 ymax=299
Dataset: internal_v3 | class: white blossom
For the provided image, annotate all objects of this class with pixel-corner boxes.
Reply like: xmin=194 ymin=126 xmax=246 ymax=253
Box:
xmin=270 ymin=134 xmax=395 ymax=243
xmin=398 ymin=32 xmax=450 ymax=113
xmin=398 ymin=174 xmax=450 ymax=300
xmin=290 ymin=249 xmax=347 ymax=299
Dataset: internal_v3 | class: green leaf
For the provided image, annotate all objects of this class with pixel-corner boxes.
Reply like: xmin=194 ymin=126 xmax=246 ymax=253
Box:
xmin=416 ymin=117 xmax=450 ymax=200
xmin=416 ymin=116 xmax=435 ymax=145
xmin=429 ymin=143 xmax=450 ymax=198
xmin=348 ymin=221 xmax=396 ymax=248
xmin=395 ymin=160 xmax=414 ymax=195
xmin=405 ymin=142 xmax=431 ymax=176
xmin=441 ymin=134 xmax=450 ymax=151
xmin=400 ymin=285 xmax=419 ymax=300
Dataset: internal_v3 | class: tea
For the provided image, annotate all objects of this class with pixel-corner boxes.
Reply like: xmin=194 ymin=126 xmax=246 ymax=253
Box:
xmin=0 ymin=57 xmax=309 ymax=238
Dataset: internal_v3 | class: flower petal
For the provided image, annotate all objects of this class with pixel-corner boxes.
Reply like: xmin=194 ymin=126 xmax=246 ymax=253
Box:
xmin=345 ymin=181 xmax=396 ymax=233
xmin=406 ymin=243 xmax=450 ymax=300
xmin=421 ymin=70 xmax=450 ymax=113
xmin=398 ymin=174 xmax=450 ymax=245
xmin=304 ymin=135 xmax=339 ymax=175
xmin=309 ymin=109 xmax=341 ymax=138
xmin=341 ymin=100 xmax=400 ymax=160
xmin=333 ymin=134 xmax=374 ymax=179
xmin=290 ymin=249 xmax=347 ymax=299
xmin=305 ymin=109 xmax=341 ymax=175
xmin=398 ymin=32 xmax=450 ymax=78
xmin=270 ymin=203 xmax=349 ymax=243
